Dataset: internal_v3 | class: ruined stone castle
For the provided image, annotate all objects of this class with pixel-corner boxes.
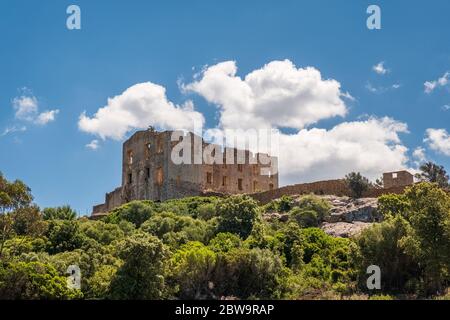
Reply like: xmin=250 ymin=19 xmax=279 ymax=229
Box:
xmin=91 ymin=128 xmax=416 ymax=217
xmin=92 ymin=128 xmax=279 ymax=215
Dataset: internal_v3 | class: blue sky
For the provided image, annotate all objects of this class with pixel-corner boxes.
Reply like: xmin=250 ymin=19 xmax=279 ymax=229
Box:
xmin=0 ymin=0 xmax=449 ymax=215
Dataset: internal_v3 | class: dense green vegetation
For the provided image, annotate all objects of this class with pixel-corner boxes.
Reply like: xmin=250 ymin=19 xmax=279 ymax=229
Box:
xmin=0 ymin=171 xmax=449 ymax=300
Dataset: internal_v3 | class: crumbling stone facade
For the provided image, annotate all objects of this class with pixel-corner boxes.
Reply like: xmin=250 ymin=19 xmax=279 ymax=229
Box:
xmin=92 ymin=129 xmax=278 ymax=216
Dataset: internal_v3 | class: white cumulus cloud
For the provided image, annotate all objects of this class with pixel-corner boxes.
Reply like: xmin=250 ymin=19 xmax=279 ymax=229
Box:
xmin=35 ymin=109 xmax=60 ymax=125
xmin=182 ymin=60 xmax=411 ymax=184
xmin=277 ymin=117 xmax=410 ymax=184
xmin=412 ymin=146 xmax=427 ymax=165
xmin=424 ymin=72 xmax=449 ymax=93
xmin=425 ymin=128 xmax=450 ymax=156
xmin=86 ymin=139 xmax=100 ymax=150
xmin=183 ymin=59 xmax=348 ymax=130
xmin=13 ymin=96 xmax=38 ymax=121
xmin=11 ymin=92 xmax=59 ymax=125
xmin=78 ymin=82 xmax=205 ymax=140
xmin=372 ymin=62 xmax=389 ymax=75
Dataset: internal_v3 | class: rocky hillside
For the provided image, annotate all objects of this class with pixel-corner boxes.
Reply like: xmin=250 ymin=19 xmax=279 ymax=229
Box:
xmin=321 ymin=196 xmax=380 ymax=238
xmin=264 ymin=195 xmax=381 ymax=238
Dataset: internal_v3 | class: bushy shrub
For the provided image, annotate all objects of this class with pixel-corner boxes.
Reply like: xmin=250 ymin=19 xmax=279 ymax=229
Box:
xmin=377 ymin=193 xmax=410 ymax=218
xmin=159 ymin=196 xmax=219 ymax=217
xmin=45 ymin=220 xmax=85 ymax=254
xmin=79 ymin=219 xmax=125 ymax=245
xmin=215 ymin=247 xmax=289 ymax=299
xmin=264 ymin=195 xmax=294 ymax=213
xmin=275 ymin=222 xmax=304 ymax=267
xmin=42 ymin=206 xmax=77 ymax=220
xmin=296 ymin=195 xmax=331 ymax=221
xmin=197 ymin=203 xmax=216 ymax=220
xmin=168 ymin=241 xmax=217 ymax=299
xmin=109 ymin=233 xmax=169 ymax=299
xmin=208 ymin=232 xmax=242 ymax=253
xmin=300 ymin=228 xmax=355 ymax=284
xmin=2 ymin=236 xmax=47 ymax=257
xmin=290 ymin=208 xmax=319 ymax=228
xmin=104 ymin=200 xmax=156 ymax=227
xmin=0 ymin=261 xmax=82 ymax=299
xmin=216 ymin=195 xmax=259 ymax=239
xmin=354 ymin=215 xmax=418 ymax=292
xmin=362 ymin=183 xmax=450 ymax=295
xmin=140 ymin=211 xmax=215 ymax=247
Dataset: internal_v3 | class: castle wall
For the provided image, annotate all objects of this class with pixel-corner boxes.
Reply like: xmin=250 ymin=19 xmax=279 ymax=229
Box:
xmin=250 ymin=179 xmax=413 ymax=205
xmin=251 ymin=179 xmax=351 ymax=204
xmin=106 ymin=187 xmax=123 ymax=211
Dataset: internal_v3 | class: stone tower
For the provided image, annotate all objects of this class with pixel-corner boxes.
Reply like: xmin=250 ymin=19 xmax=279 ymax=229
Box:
xmin=383 ymin=170 xmax=414 ymax=189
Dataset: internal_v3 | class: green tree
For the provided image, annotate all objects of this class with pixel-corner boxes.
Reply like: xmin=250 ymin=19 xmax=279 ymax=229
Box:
xmin=374 ymin=176 xmax=384 ymax=189
xmin=277 ymin=195 xmax=294 ymax=212
xmin=208 ymin=232 xmax=242 ymax=253
xmin=0 ymin=215 xmax=14 ymax=259
xmin=216 ymin=195 xmax=259 ymax=239
xmin=356 ymin=183 xmax=450 ymax=295
xmin=354 ymin=215 xmax=418 ymax=292
xmin=345 ymin=172 xmax=370 ymax=198
xmin=290 ymin=208 xmax=319 ymax=228
xmin=415 ymin=162 xmax=449 ymax=189
xmin=12 ymin=206 xmax=47 ymax=237
xmin=104 ymin=200 xmax=156 ymax=227
xmin=275 ymin=222 xmax=304 ymax=268
xmin=49 ymin=243 xmax=120 ymax=299
xmin=140 ymin=211 xmax=215 ymax=247
xmin=197 ymin=203 xmax=216 ymax=220
xmin=0 ymin=172 xmax=33 ymax=214
xmin=109 ymin=233 xmax=169 ymax=299
xmin=79 ymin=219 xmax=125 ymax=245
xmin=402 ymin=183 xmax=450 ymax=294
xmin=0 ymin=261 xmax=82 ymax=299
xmin=296 ymin=195 xmax=331 ymax=221
xmin=216 ymin=248 xmax=288 ymax=299
xmin=0 ymin=172 xmax=34 ymax=258
xmin=161 ymin=196 xmax=218 ymax=217
xmin=86 ymin=265 xmax=118 ymax=299
xmin=42 ymin=205 xmax=77 ymax=220
xmin=2 ymin=206 xmax=48 ymax=259
xmin=2 ymin=236 xmax=47 ymax=257
xmin=46 ymin=220 xmax=85 ymax=254
xmin=377 ymin=193 xmax=410 ymax=218
xmin=168 ymin=241 xmax=217 ymax=299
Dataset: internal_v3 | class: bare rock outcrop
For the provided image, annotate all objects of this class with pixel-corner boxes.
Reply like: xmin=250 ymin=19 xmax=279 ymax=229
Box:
xmin=263 ymin=212 xmax=289 ymax=223
xmin=321 ymin=196 xmax=380 ymax=238
xmin=323 ymin=196 xmax=381 ymax=223
xmin=321 ymin=221 xmax=373 ymax=238
xmin=262 ymin=195 xmax=381 ymax=238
